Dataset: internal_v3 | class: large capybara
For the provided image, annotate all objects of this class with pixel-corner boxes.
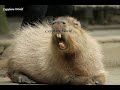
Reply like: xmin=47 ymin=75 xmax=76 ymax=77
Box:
xmin=7 ymin=16 xmax=106 ymax=85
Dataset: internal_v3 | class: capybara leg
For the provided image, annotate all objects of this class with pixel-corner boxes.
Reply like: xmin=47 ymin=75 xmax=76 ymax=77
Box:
xmin=69 ymin=76 xmax=92 ymax=85
xmin=70 ymin=74 xmax=105 ymax=85
xmin=86 ymin=74 xmax=106 ymax=85
xmin=8 ymin=71 xmax=36 ymax=84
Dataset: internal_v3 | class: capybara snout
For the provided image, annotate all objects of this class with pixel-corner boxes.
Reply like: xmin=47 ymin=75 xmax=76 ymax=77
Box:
xmin=52 ymin=17 xmax=82 ymax=52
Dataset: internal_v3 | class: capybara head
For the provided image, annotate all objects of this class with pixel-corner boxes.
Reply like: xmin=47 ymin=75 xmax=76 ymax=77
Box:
xmin=51 ymin=16 xmax=84 ymax=54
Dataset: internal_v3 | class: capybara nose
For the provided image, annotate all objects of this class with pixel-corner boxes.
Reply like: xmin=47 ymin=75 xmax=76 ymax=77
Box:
xmin=52 ymin=20 xmax=66 ymax=25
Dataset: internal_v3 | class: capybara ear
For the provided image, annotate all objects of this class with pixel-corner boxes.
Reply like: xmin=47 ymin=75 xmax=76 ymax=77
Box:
xmin=73 ymin=21 xmax=81 ymax=28
xmin=43 ymin=16 xmax=55 ymax=25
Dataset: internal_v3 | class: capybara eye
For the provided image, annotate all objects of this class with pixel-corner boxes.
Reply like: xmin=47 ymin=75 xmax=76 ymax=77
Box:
xmin=62 ymin=21 xmax=66 ymax=25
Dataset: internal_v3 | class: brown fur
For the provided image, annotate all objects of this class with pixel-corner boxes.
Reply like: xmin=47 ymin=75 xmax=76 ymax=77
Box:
xmin=7 ymin=16 xmax=106 ymax=85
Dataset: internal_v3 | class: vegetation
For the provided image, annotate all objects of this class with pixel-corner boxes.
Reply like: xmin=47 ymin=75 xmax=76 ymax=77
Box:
xmin=0 ymin=5 xmax=9 ymax=35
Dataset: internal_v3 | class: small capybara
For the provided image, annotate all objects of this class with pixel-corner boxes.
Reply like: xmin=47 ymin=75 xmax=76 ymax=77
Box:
xmin=7 ymin=16 xmax=106 ymax=85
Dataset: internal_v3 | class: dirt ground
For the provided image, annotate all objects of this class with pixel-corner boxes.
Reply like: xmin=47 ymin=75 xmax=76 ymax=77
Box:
xmin=0 ymin=17 xmax=120 ymax=85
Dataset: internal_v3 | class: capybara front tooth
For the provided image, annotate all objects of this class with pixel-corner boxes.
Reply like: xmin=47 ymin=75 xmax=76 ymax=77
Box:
xmin=57 ymin=33 xmax=61 ymax=38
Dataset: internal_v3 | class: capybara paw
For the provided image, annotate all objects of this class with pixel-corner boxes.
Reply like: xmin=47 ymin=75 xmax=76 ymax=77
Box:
xmin=86 ymin=76 xmax=104 ymax=85
xmin=86 ymin=79 xmax=102 ymax=85
xmin=10 ymin=71 xmax=36 ymax=84
xmin=17 ymin=75 xmax=36 ymax=84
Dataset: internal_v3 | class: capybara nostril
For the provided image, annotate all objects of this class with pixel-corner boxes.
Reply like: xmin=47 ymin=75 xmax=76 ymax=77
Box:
xmin=52 ymin=21 xmax=66 ymax=25
xmin=52 ymin=21 xmax=56 ymax=25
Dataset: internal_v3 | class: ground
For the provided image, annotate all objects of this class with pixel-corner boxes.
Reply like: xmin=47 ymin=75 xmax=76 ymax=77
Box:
xmin=0 ymin=17 xmax=120 ymax=85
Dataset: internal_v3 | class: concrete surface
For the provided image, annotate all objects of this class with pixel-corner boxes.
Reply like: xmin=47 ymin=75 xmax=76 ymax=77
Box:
xmin=0 ymin=67 xmax=120 ymax=85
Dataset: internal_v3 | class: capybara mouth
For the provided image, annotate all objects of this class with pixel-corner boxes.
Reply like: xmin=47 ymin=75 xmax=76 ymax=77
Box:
xmin=52 ymin=19 xmax=68 ymax=50
xmin=56 ymin=33 xmax=67 ymax=50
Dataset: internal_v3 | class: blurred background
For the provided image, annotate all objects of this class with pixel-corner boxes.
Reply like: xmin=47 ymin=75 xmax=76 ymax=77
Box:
xmin=1 ymin=5 xmax=120 ymax=36
xmin=0 ymin=5 xmax=120 ymax=85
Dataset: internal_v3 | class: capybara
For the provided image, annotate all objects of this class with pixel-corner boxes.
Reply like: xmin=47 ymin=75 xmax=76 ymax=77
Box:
xmin=7 ymin=16 xmax=106 ymax=85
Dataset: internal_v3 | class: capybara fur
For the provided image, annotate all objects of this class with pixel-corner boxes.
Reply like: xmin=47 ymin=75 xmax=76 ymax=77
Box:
xmin=7 ymin=16 xmax=106 ymax=85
